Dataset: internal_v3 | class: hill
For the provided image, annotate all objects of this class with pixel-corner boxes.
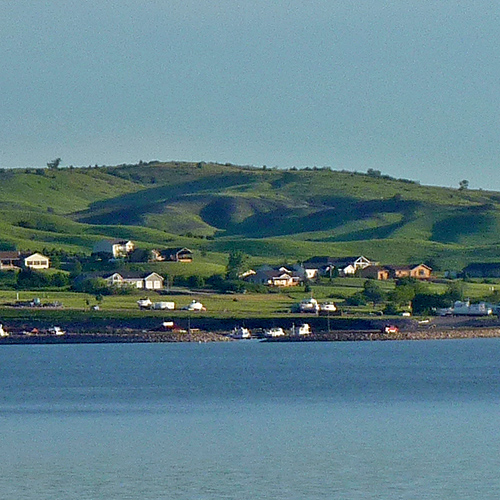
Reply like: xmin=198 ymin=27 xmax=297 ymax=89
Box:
xmin=0 ymin=162 xmax=499 ymax=270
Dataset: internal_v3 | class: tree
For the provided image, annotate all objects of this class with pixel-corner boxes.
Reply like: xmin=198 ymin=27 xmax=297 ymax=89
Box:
xmin=187 ymin=275 xmax=205 ymax=289
xmin=412 ymin=292 xmax=450 ymax=315
xmin=226 ymin=250 xmax=248 ymax=280
xmin=458 ymin=179 xmax=469 ymax=190
xmin=47 ymin=158 xmax=62 ymax=170
xmin=362 ymin=280 xmax=386 ymax=304
xmin=445 ymin=280 xmax=466 ymax=302
xmin=389 ymin=284 xmax=416 ymax=306
xmin=16 ymin=269 xmax=51 ymax=289
xmin=69 ymin=259 xmax=83 ymax=278
xmin=50 ymin=272 xmax=70 ymax=288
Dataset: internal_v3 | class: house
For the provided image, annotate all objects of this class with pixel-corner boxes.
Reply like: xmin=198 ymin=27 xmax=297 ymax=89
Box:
xmin=386 ymin=263 xmax=432 ymax=280
xmin=154 ymin=247 xmax=193 ymax=262
xmin=304 ymin=256 xmax=377 ymax=277
xmin=359 ymin=265 xmax=390 ymax=280
xmin=24 ymin=252 xmax=50 ymax=270
xmin=92 ymin=239 xmax=135 ymax=259
xmin=462 ymin=262 xmax=500 ymax=278
xmin=302 ymin=263 xmax=320 ymax=280
xmin=102 ymin=271 xmax=164 ymax=289
xmin=244 ymin=267 xmax=303 ymax=287
xmin=0 ymin=251 xmax=21 ymax=270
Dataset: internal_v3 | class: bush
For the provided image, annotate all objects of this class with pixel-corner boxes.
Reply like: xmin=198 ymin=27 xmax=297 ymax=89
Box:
xmin=412 ymin=293 xmax=450 ymax=315
xmin=383 ymin=303 xmax=400 ymax=315
xmin=345 ymin=292 xmax=367 ymax=306
xmin=16 ymin=269 xmax=51 ymax=289
xmin=72 ymin=277 xmax=111 ymax=295
xmin=187 ymin=275 xmax=205 ymax=289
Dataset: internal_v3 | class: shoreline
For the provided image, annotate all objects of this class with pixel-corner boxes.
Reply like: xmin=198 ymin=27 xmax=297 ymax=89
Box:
xmin=1 ymin=326 xmax=500 ymax=344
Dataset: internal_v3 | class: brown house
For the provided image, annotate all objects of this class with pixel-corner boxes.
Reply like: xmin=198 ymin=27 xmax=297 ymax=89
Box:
xmin=386 ymin=264 xmax=432 ymax=280
xmin=0 ymin=251 xmax=21 ymax=270
xmin=359 ymin=265 xmax=390 ymax=280
xmin=154 ymin=247 xmax=193 ymax=262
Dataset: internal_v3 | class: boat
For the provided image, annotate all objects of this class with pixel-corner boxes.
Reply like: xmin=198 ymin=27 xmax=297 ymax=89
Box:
xmin=182 ymin=300 xmax=206 ymax=312
xmin=291 ymin=323 xmax=312 ymax=336
xmin=231 ymin=326 xmax=251 ymax=339
xmin=265 ymin=327 xmax=286 ymax=337
xmin=452 ymin=300 xmax=492 ymax=316
xmin=0 ymin=324 xmax=8 ymax=337
xmin=137 ymin=298 xmax=153 ymax=309
xmin=49 ymin=326 xmax=66 ymax=335
xmin=319 ymin=302 xmax=337 ymax=314
xmin=298 ymin=297 xmax=319 ymax=313
xmin=438 ymin=300 xmax=493 ymax=317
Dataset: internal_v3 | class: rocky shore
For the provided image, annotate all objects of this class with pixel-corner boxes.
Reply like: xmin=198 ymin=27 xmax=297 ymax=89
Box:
xmin=0 ymin=329 xmax=233 ymax=344
xmin=265 ymin=327 xmax=500 ymax=342
xmin=1 ymin=325 xmax=500 ymax=344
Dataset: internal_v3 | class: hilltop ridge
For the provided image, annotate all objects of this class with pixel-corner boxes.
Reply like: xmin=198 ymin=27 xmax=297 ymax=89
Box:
xmin=0 ymin=161 xmax=498 ymax=270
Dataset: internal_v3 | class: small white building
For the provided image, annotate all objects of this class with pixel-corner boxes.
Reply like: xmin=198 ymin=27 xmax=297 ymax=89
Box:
xmin=93 ymin=239 xmax=135 ymax=258
xmin=24 ymin=252 xmax=50 ymax=269
xmin=104 ymin=272 xmax=164 ymax=289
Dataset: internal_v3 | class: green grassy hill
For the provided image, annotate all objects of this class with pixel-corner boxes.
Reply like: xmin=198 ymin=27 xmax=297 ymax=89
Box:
xmin=0 ymin=162 xmax=499 ymax=270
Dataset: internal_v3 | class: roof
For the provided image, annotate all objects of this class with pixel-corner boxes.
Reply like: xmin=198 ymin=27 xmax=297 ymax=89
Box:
xmin=305 ymin=256 xmax=372 ymax=268
xmin=108 ymin=239 xmax=133 ymax=245
xmin=24 ymin=252 xmax=49 ymax=260
xmin=80 ymin=271 xmax=163 ymax=280
xmin=161 ymin=247 xmax=192 ymax=254
xmin=386 ymin=263 xmax=432 ymax=271
xmin=0 ymin=251 xmax=20 ymax=260
xmin=360 ymin=265 xmax=387 ymax=272
xmin=107 ymin=271 xmax=163 ymax=279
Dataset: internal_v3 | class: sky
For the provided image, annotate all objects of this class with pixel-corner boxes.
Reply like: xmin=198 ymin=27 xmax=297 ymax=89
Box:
xmin=1 ymin=1 xmax=499 ymax=190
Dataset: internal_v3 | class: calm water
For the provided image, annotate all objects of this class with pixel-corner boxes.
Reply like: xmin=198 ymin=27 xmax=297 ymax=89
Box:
xmin=1 ymin=339 xmax=500 ymax=499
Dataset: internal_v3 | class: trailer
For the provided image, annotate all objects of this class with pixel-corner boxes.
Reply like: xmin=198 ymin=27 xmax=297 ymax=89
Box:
xmin=152 ymin=302 xmax=176 ymax=310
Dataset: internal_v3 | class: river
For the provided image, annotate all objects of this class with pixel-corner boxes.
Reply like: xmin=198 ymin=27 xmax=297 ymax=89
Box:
xmin=1 ymin=339 xmax=499 ymax=499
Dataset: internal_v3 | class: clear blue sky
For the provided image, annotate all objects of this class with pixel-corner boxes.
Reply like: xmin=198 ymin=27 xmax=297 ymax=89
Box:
xmin=1 ymin=1 xmax=499 ymax=189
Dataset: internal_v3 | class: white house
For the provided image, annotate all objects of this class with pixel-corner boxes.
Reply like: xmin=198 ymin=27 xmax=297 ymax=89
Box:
xmin=103 ymin=271 xmax=164 ymax=289
xmin=329 ymin=256 xmax=377 ymax=276
xmin=24 ymin=252 xmax=50 ymax=270
xmin=93 ymin=239 xmax=135 ymax=258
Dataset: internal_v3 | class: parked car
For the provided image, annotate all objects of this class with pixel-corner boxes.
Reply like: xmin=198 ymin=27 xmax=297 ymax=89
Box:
xmin=383 ymin=325 xmax=399 ymax=334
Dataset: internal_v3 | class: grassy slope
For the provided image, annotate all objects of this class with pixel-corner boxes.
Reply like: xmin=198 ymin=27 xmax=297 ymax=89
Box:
xmin=0 ymin=162 xmax=499 ymax=268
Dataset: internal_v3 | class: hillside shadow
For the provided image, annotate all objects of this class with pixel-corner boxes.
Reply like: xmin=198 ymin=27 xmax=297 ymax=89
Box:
xmin=73 ymin=172 xmax=258 ymax=225
xmin=431 ymin=207 xmax=497 ymax=243
xmin=222 ymin=197 xmax=420 ymax=238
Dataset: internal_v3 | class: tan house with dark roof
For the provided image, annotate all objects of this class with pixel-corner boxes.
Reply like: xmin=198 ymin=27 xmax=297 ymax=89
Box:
xmin=359 ymin=265 xmax=390 ymax=280
xmin=386 ymin=264 xmax=432 ymax=280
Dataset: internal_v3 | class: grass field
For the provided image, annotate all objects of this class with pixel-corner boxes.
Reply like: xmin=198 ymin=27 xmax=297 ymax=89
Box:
xmin=0 ymin=277 xmax=497 ymax=324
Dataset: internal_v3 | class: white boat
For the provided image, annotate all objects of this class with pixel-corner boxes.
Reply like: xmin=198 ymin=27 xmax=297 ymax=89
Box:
xmin=265 ymin=327 xmax=286 ymax=337
xmin=137 ymin=298 xmax=153 ymax=309
xmin=0 ymin=324 xmax=8 ymax=337
xmin=320 ymin=302 xmax=337 ymax=313
xmin=49 ymin=326 xmax=66 ymax=335
xmin=183 ymin=300 xmax=206 ymax=312
xmin=299 ymin=297 xmax=319 ymax=313
xmin=231 ymin=326 xmax=251 ymax=339
xmin=452 ymin=300 xmax=492 ymax=316
xmin=291 ymin=323 xmax=312 ymax=336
